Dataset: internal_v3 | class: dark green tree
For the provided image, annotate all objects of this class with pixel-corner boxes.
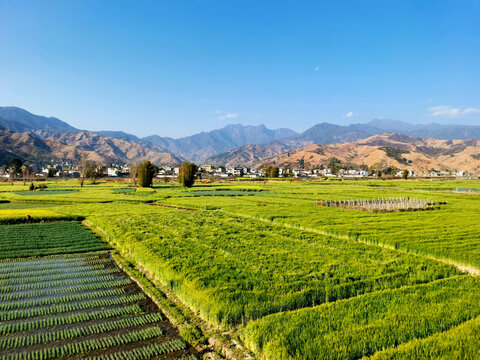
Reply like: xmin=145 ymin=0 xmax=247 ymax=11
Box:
xmin=402 ymin=169 xmax=409 ymax=180
xmin=9 ymin=158 xmax=22 ymax=176
xmin=178 ymin=161 xmax=198 ymax=188
xmin=265 ymin=166 xmax=279 ymax=177
xmin=137 ymin=160 xmax=155 ymax=187
xmin=327 ymin=157 xmax=342 ymax=175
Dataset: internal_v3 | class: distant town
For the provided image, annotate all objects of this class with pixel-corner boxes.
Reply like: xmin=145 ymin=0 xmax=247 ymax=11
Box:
xmin=0 ymin=159 xmax=475 ymax=181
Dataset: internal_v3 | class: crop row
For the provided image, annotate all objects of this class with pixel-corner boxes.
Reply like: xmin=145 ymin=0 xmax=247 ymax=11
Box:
xmin=0 ymin=293 xmax=146 ymax=321
xmin=0 ymin=267 xmax=119 ymax=285
xmin=0 ymin=288 xmax=126 ymax=311
xmin=0 ymin=259 xmax=110 ymax=276
xmin=85 ymin=339 xmax=188 ymax=360
xmin=0 ymin=274 xmax=119 ymax=293
xmin=0 ymin=222 xmax=110 ymax=259
xmin=0 ymin=238 xmax=105 ymax=251
xmin=0 ymin=326 xmax=164 ymax=360
xmin=0 ymin=312 xmax=163 ymax=350
xmin=0 ymin=263 xmax=107 ymax=279
xmin=0 ymin=304 xmax=143 ymax=335
xmin=0 ymin=278 xmax=131 ymax=302
xmin=0 ymin=245 xmax=112 ymax=260
xmin=0 ymin=256 xmax=110 ymax=272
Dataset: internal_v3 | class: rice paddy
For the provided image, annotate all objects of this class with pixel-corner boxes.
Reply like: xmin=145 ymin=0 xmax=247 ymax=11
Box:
xmin=0 ymin=178 xmax=478 ymax=359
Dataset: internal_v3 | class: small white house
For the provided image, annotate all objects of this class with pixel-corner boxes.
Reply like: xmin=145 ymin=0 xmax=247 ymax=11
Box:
xmin=107 ymin=168 xmax=119 ymax=177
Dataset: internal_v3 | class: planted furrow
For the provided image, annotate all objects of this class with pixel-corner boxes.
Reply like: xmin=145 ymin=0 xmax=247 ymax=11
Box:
xmin=0 ymin=278 xmax=131 ymax=302
xmin=0 ymin=313 xmax=163 ymax=350
xmin=0 ymin=288 xmax=127 ymax=311
xmin=85 ymin=339 xmax=188 ymax=360
xmin=0 ymin=326 xmax=164 ymax=360
xmin=0 ymin=293 xmax=146 ymax=321
xmin=0 ymin=304 xmax=143 ymax=335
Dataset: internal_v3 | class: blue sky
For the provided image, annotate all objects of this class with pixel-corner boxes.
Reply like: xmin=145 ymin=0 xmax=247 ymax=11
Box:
xmin=1 ymin=1 xmax=479 ymax=138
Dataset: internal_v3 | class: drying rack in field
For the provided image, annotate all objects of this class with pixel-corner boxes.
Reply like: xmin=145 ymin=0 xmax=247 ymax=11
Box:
xmin=315 ymin=197 xmax=447 ymax=213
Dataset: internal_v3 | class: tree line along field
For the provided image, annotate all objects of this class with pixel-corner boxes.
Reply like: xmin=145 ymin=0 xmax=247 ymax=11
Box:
xmin=0 ymin=179 xmax=479 ymax=359
xmin=0 ymin=221 xmax=198 ymax=360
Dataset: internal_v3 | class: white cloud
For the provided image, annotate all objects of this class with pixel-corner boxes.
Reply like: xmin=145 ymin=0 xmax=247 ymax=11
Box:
xmin=314 ymin=66 xmax=319 ymax=72
xmin=463 ymin=107 xmax=480 ymax=115
xmin=345 ymin=111 xmax=354 ymax=118
xmin=218 ymin=113 xmax=239 ymax=120
xmin=428 ymin=106 xmax=480 ymax=118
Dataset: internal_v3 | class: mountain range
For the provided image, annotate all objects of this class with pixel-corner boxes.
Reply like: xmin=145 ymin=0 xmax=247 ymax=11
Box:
xmin=255 ymin=132 xmax=480 ymax=174
xmin=1 ymin=106 xmax=480 ymax=173
xmin=207 ymin=121 xmax=480 ymax=166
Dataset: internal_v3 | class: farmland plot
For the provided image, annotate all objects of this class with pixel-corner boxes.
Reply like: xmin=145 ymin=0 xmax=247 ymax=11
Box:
xmin=2 ymin=179 xmax=479 ymax=359
xmin=88 ymin=206 xmax=462 ymax=325
xmin=0 ymin=221 xmax=198 ymax=360
xmin=0 ymin=222 xmax=110 ymax=258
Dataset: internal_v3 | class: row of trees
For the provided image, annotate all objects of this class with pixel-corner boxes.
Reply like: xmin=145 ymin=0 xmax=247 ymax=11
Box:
xmin=2 ymin=157 xmax=199 ymax=188
xmin=1 ymin=159 xmax=36 ymax=185
xmin=129 ymin=160 xmax=198 ymax=188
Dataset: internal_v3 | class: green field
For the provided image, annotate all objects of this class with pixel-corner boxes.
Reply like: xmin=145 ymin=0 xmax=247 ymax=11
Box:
xmin=0 ymin=253 xmax=196 ymax=360
xmin=0 ymin=219 xmax=198 ymax=360
xmin=0 ymin=222 xmax=110 ymax=258
xmin=0 ymin=178 xmax=479 ymax=359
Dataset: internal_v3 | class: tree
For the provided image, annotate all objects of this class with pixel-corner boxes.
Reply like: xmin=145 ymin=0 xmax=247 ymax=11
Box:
xmin=9 ymin=158 xmax=22 ymax=178
xmin=265 ymin=166 xmax=279 ymax=178
xmin=78 ymin=158 xmax=97 ymax=187
xmin=137 ymin=160 xmax=155 ymax=187
xmin=178 ymin=161 xmax=198 ymax=188
xmin=402 ymin=169 xmax=409 ymax=180
xmin=327 ymin=157 xmax=342 ymax=175
xmin=47 ymin=167 xmax=55 ymax=178
xmin=129 ymin=162 xmax=138 ymax=186
xmin=21 ymin=165 xmax=32 ymax=185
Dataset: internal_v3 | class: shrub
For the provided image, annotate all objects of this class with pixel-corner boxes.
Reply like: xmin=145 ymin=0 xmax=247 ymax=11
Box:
xmin=137 ymin=161 xmax=155 ymax=188
xmin=178 ymin=162 xmax=198 ymax=188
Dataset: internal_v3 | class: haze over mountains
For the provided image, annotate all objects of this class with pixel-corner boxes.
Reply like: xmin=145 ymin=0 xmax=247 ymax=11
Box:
xmin=1 ymin=106 xmax=480 ymax=173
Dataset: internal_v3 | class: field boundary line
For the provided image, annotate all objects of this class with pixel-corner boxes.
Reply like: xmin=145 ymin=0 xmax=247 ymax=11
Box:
xmin=149 ymin=203 xmax=198 ymax=211
xmin=225 ymin=210 xmax=480 ymax=276
xmin=110 ymin=252 xmax=253 ymax=360
xmin=364 ymin=314 xmax=480 ymax=360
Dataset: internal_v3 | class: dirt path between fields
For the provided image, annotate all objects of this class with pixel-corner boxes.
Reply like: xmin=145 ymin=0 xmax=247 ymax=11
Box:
xmin=455 ymin=264 xmax=480 ymax=276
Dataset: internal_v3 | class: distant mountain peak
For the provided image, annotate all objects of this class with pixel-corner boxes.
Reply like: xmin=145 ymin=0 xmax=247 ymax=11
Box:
xmin=0 ymin=106 xmax=78 ymax=133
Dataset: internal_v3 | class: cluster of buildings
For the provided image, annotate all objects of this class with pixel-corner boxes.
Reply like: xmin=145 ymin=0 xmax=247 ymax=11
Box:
xmin=0 ymin=163 xmax=475 ymax=180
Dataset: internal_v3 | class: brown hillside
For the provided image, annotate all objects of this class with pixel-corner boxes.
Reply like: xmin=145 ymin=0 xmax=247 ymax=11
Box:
xmin=255 ymin=133 xmax=480 ymax=174
xmin=1 ymin=128 xmax=182 ymax=166
xmin=52 ymin=131 xmax=182 ymax=165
